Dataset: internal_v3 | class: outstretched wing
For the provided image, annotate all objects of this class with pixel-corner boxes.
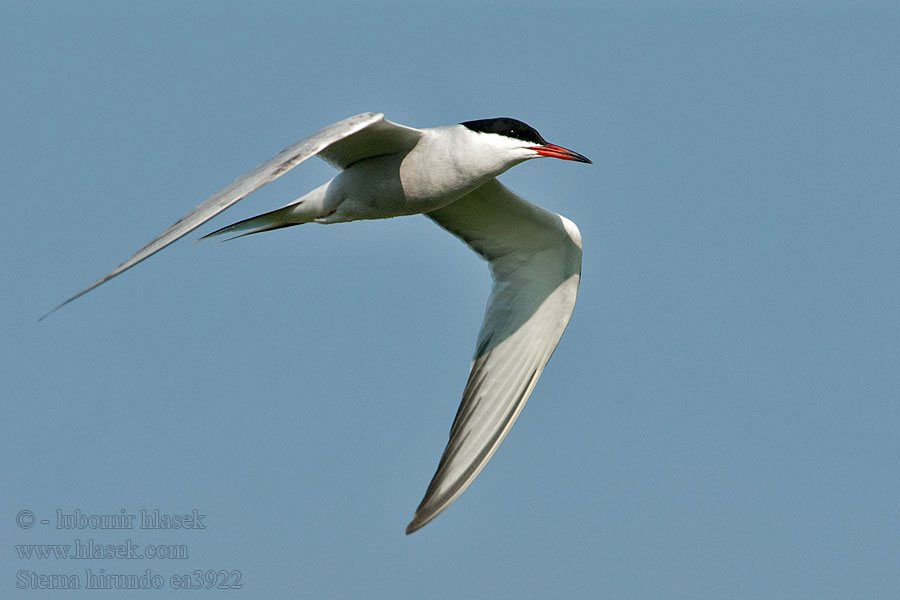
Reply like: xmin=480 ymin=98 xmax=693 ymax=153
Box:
xmin=407 ymin=178 xmax=583 ymax=533
xmin=42 ymin=112 xmax=422 ymax=319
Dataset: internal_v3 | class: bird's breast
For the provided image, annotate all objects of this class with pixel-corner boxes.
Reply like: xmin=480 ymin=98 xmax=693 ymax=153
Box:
xmin=330 ymin=145 xmax=496 ymax=221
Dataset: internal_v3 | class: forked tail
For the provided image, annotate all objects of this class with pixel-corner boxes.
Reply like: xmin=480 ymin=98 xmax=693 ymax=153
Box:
xmin=200 ymin=204 xmax=304 ymax=241
xmin=200 ymin=182 xmax=331 ymax=241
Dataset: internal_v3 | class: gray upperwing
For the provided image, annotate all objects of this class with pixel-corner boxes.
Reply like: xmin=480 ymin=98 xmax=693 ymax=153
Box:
xmin=317 ymin=117 xmax=422 ymax=169
xmin=42 ymin=112 xmax=422 ymax=320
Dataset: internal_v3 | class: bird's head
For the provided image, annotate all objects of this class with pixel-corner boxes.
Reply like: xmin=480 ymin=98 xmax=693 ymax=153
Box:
xmin=460 ymin=117 xmax=592 ymax=166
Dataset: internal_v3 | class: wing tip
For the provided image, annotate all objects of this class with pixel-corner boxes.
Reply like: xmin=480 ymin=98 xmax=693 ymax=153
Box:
xmin=37 ymin=306 xmax=58 ymax=322
xmin=38 ymin=279 xmax=106 ymax=321
xmin=404 ymin=512 xmax=432 ymax=535
xmin=405 ymin=486 xmax=459 ymax=534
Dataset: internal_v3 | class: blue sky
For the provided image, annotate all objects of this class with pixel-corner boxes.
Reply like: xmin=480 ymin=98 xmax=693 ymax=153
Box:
xmin=3 ymin=2 xmax=899 ymax=598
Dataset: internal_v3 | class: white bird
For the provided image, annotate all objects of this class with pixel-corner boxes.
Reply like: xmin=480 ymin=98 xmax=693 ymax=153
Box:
xmin=44 ymin=113 xmax=591 ymax=533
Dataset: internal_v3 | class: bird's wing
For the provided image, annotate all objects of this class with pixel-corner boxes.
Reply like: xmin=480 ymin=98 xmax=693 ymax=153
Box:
xmin=317 ymin=116 xmax=422 ymax=169
xmin=407 ymin=178 xmax=583 ymax=533
xmin=42 ymin=112 xmax=423 ymax=319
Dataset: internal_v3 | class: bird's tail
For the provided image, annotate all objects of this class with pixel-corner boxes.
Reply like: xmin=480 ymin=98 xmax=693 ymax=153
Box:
xmin=199 ymin=204 xmax=304 ymax=241
xmin=200 ymin=182 xmax=331 ymax=241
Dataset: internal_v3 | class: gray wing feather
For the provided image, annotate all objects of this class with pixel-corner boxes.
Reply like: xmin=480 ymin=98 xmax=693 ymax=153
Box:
xmin=406 ymin=178 xmax=582 ymax=533
xmin=318 ymin=117 xmax=422 ymax=169
xmin=41 ymin=112 xmax=418 ymax=319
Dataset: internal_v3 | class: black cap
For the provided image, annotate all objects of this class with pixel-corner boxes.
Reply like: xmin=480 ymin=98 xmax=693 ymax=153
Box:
xmin=460 ymin=118 xmax=548 ymax=146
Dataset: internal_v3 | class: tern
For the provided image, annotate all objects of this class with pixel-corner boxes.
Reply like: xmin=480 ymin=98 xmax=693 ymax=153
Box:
xmin=44 ymin=113 xmax=591 ymax=533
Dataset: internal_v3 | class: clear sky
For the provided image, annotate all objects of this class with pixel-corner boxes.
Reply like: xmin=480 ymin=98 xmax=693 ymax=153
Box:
xmin=3 ymin=2 xmax=899 ymax=598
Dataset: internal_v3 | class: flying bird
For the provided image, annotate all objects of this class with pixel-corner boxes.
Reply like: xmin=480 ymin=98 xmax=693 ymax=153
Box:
xmin=44 ymin=113 xmax=591 ymax=533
